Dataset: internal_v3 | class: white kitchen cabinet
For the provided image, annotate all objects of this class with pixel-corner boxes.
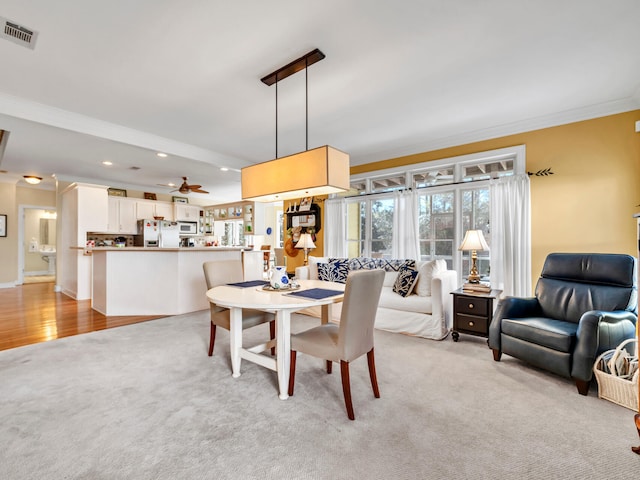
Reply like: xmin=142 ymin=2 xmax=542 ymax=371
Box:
xmin=108 ymin=197 xmax=138 ymax=234
xmin=60 ymin=183 xmax=109 ymax=300
xmin=136 ymin=200 xmax=175 ymax=221
xmin=174 ymin=204 xmax=201 ymax=221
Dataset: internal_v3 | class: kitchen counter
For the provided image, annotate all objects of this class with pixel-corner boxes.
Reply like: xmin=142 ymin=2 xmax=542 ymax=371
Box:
xmin=90 ymin=248 xmax=263 ymax=316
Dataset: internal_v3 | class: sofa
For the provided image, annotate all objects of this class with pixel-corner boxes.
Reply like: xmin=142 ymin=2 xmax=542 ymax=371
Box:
xmin=295 ymin=256 xmax=458 ymax=340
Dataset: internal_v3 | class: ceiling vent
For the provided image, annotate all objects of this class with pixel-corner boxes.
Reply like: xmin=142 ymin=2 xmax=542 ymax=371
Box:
xmin=0 ymin=17 xmax=38 ymax=50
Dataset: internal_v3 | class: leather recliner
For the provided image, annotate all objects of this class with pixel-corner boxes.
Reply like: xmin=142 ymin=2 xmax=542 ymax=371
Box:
xmin=489 ymin=253 xmax=637 ymax=395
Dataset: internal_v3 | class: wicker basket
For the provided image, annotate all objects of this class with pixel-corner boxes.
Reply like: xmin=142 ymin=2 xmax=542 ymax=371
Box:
xmin=593 ymin=338 xmax=638 ymax=411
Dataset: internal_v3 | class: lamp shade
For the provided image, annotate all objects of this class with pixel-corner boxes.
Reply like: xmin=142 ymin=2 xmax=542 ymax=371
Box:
xmin=241 ymin=145 xmax=350 ymax=202
xmin=295 ymin=233 xmax=316 ymax=250
xmin=458 ymin=230 xmax=489 ymax=252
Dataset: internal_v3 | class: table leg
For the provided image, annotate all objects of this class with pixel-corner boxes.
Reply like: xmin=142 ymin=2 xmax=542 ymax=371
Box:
xmin=229 ymin=307 xmax=242 ymax=378
xmin=321 ymin=304 xmax=332 ymax=325
xmin=276 ymin=309 xmax=291 ymax=400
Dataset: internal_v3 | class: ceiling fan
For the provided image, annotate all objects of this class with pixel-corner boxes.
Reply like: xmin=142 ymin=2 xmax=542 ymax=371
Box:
xmin=171 ymin=177 xmax=209 ymax=194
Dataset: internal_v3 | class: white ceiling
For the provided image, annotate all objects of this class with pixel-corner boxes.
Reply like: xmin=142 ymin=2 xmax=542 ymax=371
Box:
xmin=1 ymin=0 xmax=639 ymax=203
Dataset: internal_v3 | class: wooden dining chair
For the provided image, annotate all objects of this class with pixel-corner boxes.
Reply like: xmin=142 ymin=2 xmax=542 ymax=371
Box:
xmin=203 ymin=260 xmax=275 ymax=357
xmin=287 ymin=269 xmax=385 ymax=420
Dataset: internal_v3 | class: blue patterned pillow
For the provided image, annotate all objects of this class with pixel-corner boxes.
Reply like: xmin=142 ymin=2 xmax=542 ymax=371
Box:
xmin=376 ymin=259 xmax=416 ymax=272
xmin=318 ymin=259 xmax=349 ymax=284
xmin=392 ymin=264 xmax=419 ymax=297
xmin=348 ymin=257 xmax=378 ymax=271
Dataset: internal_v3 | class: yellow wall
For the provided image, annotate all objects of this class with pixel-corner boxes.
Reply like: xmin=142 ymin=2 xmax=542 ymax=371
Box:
xmin=351 ymin=110 xmax=640 ymax=290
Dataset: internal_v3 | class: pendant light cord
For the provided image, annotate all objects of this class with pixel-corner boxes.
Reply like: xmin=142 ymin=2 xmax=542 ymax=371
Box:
xmin=275 ymin=79 xmax=278 ymax=158
xmin=305 ymin=57 xmax=309 ymax=151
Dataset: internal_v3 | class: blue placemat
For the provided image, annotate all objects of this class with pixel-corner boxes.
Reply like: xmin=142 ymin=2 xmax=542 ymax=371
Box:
xmin=226 ymin=280 xmax=268 ymax=288
xmin=286 ymin=288 xmax=343 ymax=300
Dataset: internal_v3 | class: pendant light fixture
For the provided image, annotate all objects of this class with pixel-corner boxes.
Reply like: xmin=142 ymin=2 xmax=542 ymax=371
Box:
xmin=241 ymin=49 xmax=350 ymax=202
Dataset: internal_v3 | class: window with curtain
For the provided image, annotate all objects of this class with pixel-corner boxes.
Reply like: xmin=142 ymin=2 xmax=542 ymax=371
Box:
xmin=337 ymin=146 xmax=527 ymax=287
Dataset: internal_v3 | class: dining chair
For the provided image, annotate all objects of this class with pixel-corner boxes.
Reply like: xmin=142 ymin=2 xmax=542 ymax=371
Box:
xmin=287 ymin=268 xmax=385 ymax=420
xmin=261 ymin=245 xmax=271 ymax=272
xmin=273 ymin=247 xmax=285 ymax=267
xmin=203 ymin=260 xmax=275 ymax=357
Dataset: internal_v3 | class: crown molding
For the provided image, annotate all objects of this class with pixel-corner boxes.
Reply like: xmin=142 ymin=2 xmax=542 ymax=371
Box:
xmin=352 ymin=97 xmax=640 ymax=166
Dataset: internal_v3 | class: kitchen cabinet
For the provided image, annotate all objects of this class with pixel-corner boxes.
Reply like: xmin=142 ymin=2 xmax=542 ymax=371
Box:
xmin=206 ymin=201 xmax=264 ymax=235
xmin=136 ymin=199 xmax=175 ymax=221
xmin=108 ymin=197 xmax=138 ymax=234
xmin=60 ymin=183 xmax=109 ymax=300
xmin=174 ymin=204 xmax=201 ymax=221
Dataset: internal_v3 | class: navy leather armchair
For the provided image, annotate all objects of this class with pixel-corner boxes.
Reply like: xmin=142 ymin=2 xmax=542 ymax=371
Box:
xmin=489 ymin=253 xmax=637 ymax=395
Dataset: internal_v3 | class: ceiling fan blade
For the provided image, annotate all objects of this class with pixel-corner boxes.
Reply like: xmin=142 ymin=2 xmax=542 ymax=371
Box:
xmin=192 ymin=188 xmax=209 ymax=194
xmin=187 ymin=184 xmax=202 ymax=190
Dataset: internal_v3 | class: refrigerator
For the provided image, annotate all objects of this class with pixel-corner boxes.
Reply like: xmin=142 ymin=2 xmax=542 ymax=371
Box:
xmin=136 ymin=219 xmax=180 ymax=248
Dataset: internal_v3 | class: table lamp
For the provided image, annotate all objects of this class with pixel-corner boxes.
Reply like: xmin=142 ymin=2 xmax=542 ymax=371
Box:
xmin=295 ymin=233 xmax=316 ymax=266
xmin=458 ymin=230 xmax=489 ymax=284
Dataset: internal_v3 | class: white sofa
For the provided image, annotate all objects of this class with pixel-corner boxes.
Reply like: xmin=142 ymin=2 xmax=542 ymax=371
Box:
xmin=295 ymin=256 xmax=457 ymax=340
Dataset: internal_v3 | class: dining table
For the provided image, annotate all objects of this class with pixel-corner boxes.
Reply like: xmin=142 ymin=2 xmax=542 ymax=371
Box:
xmin=206 ymin=279 xmax=345 ymax=399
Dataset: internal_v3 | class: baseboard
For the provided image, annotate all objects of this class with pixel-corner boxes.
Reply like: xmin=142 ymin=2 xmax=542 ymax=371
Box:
xmin=0 ymin=281 xmax=17 ymax=289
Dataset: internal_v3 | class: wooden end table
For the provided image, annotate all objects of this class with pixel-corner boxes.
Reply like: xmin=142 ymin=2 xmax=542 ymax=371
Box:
xmin=450 ymin=288 xmax=501 ymax=343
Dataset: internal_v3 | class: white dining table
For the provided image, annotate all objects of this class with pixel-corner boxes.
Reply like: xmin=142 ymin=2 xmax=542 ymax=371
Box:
xmin=206 ymin=279 xmax=345 ymax=399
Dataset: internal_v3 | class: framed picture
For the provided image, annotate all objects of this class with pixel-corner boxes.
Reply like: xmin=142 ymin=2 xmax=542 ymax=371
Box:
xmin=0 ymin=214 xmax=6 ymax=237
xmin=299 ymin=196 xmax=312 ymax=211
xmin=144 ymin=192 xmax=157 ymax=200
xmin=172 ymin=196 xmax=189 ymax=204
xmin=108 ymin=188 xmax=127 ymax=197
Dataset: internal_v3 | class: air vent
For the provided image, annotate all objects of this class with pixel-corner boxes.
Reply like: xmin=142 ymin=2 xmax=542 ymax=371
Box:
xmin=0 ymin=17 xmax=38 ymax=50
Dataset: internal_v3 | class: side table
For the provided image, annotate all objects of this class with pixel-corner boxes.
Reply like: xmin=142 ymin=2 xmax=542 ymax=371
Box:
xmin=450 ymin=288 xmax=501 ymax=342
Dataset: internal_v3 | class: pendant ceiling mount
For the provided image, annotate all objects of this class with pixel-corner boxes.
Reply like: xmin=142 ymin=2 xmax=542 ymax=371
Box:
xmin=260 ymin=48 xmax=325 ymax=86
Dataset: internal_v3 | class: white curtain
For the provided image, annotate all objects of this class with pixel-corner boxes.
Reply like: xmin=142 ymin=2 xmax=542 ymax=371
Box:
xmin=392 ymin=189 xmax=419 ymax=260
xmin=324 ymin=198 xmax=347 ymax=258
xmin=489 ymin=174 xmax=531 ymax=297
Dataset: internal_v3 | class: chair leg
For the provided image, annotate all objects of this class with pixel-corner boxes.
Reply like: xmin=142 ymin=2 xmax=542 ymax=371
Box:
xmin=326 ymin=360 xmax=332 ymax=374
xmin=367 ymin=348 xmax=380 ymax=398
xmin=492 ymin=348 xmax=501 ymax=361
xmin=575 ymin=379 xmax=589 ymax=396
xmin=269 ymin=320 xmax=276 ymax=356
xmin=632 ymin=413 xmax=640 ymax=455
xmin=340 ymin=360 xmax=355 ymax=421
xmin=208 ymin=323 xmax=216 ymax=356
xmin=288 ymin=350 xmax=297 ymax=396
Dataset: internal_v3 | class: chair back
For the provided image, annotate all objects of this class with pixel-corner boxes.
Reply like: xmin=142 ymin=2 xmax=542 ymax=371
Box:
xmin=536 ymin=253 xmax=638 ymax=323
xmin=273 ymin=247 xmax=286 ymax=267
xmin=203 ymin=260 xmax=244 ymax=289
xmin=338 ymin=269 xmax=385 ymax=362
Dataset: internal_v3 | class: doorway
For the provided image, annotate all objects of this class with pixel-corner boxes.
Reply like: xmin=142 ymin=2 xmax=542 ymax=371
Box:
xmin=18 ymin=205 xmax=57 ymax=285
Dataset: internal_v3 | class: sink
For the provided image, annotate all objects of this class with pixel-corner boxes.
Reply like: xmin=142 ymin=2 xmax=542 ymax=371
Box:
xmin=39 ymin=247 xmax=56 ymax=274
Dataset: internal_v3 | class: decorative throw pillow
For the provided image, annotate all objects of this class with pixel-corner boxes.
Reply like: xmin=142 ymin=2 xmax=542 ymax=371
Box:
xmin=348 ymin=257 xmax=378 ymax=271
xmin=318 ymin=259 xmax=349 ymax=284
xmin=383 ymin=271 xmax=399 ymax=288
xmin=376 ymin=258 xmax=416 ymax=272
xmin=392 ymin=264 xmax=419 ymax=297
xmin=415 ymin=259 xmax=447 ymax=297
xmin=308 ymin=256 xmax=329 ymax=280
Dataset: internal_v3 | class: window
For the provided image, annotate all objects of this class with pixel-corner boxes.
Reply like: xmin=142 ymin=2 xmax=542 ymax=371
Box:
xmin=418 ymin=190 xmax=455 ymax=268
xmin=340 ymin=146 xmax=524 ymax=284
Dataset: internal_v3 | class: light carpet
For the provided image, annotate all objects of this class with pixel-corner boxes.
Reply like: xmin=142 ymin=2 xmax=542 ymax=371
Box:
xmin=0 ymin=312 xmax=638 ymax=479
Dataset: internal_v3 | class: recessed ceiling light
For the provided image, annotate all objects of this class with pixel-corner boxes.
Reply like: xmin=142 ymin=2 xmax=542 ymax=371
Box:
xmin=102 ymin=161 xmax=113 ymax=166
xmin=24 ymin=175 xmax=42 ymax=184
xmin=220 ymin=167 xmax=229 ymax=172
xmin=157 ymin=152 xmax=168 ymax=158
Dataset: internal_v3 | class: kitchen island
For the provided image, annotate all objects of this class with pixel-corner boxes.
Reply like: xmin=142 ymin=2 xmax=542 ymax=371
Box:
xmin=91 ymin=247 xmax=263 ymax=316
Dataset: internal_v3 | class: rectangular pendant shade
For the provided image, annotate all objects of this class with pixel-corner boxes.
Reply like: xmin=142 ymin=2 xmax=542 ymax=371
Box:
xmin=241 ymin=145 xmax=350 ymax=202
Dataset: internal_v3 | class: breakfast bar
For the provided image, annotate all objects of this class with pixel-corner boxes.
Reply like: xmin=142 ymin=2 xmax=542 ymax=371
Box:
xmin=90 ymin=247 xmax=263 ymax=316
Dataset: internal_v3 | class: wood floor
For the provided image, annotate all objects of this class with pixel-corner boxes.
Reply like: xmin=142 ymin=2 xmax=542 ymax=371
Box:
xmin=0 ymin=282 xmax=162 ymax=352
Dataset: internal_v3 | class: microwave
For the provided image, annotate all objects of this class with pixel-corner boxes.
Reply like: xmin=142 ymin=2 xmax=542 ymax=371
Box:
xmin=177 ymin=221 xmax=198 ymax=235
